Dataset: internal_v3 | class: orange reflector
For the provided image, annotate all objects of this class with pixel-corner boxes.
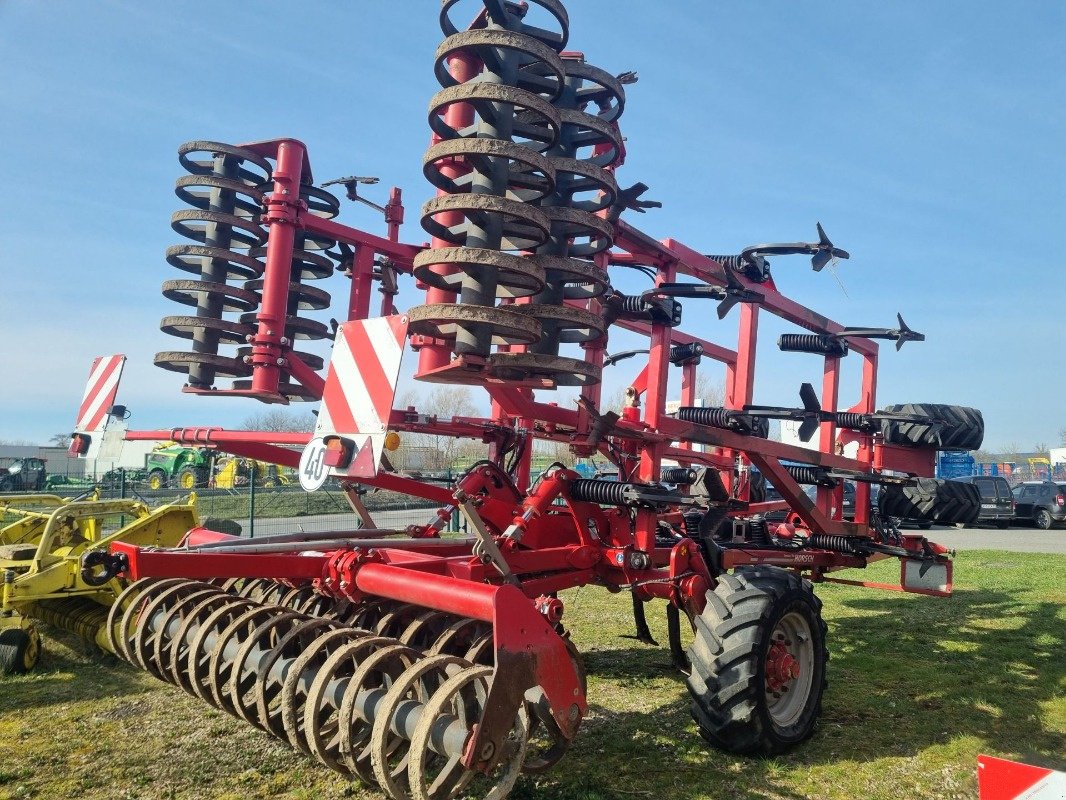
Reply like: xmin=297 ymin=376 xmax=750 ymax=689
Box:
xmin=323 ymin=435 xmax=354 ymax=469
xmin=384 ymin=431 xmax=401 ymax=452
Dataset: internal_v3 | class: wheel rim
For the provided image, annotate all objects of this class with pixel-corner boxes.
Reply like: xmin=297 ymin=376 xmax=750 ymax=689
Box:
xmin=1037 ymin=511 xmax=1051 ymax=528
xmin=149 ymin=474 xmax=163 ymax=489
xmin=764 ymin=610 xmax=815 ymax=728
xmin=180 ymin=472 xmax=195 ymax=489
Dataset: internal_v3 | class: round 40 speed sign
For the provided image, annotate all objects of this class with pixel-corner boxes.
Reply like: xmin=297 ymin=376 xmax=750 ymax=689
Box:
xmin=298 ymin=437 xmax=330 ymax=492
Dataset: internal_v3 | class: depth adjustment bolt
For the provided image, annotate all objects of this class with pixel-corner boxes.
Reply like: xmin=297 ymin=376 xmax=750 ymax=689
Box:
xmin=628 ymin=551 xmax=651 ymax=570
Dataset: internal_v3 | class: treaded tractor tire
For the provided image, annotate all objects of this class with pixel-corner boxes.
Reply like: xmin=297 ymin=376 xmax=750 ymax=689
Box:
xmin=878 ymin=478 xmax=980 ymax=524
xmin=879 ymin=403 xmax=984 ymax=451
xmin=0 ymin=627 xmax=41 ymax=674
xmin=686 ymin=566 xmax=828 ymax=755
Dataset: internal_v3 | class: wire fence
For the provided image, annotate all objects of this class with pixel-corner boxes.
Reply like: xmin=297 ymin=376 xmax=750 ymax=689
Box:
xmin=1 ymin=476 xmax=445 ymax=538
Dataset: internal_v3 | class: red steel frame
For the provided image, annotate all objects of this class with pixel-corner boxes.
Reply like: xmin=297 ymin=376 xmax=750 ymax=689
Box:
xmin=114 ymin=73 xmax=952 ymax=768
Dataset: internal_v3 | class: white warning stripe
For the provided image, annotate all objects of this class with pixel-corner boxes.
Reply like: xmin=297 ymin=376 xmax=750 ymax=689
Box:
xmin=76 ymin=358 xmax=123 ymax=432
xmin=365 ymin=317 xmax=404 ymax=376
xmin=1018 ymin=772 xmax=1066 ymax=799
xmin=329 ymin=328 xmax=381 ymax=432
xmin=80 ymin=357 xmax=111 ymax=404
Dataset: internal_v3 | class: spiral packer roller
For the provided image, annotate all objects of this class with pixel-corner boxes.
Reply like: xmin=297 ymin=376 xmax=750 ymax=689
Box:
xmin=71 ymin=1 xmax=990 ymax=798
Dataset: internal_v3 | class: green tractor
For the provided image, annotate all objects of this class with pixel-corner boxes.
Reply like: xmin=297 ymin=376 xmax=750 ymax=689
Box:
xmin=143 ymin=444 xmax=212 ymax=490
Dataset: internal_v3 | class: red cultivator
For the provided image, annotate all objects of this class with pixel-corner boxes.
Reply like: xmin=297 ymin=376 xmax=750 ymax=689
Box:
xmin=79 ymin=1 xmax=987 ymax=797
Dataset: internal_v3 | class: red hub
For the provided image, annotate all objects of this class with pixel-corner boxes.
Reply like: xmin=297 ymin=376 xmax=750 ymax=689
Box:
xmin=765 ymin=637 xmax=801 ymax=694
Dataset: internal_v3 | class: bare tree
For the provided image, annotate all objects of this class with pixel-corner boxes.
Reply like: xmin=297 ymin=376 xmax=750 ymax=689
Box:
xmin=1059 ymin=427 xmax=1066 ymax=446
xmin=241 ymin=409 xmax=315 ymax=433
xmin=1034 ymin=442 xmax=1050 ymax=458
xmin=402 ymin=386 xmax=484 ymax=472
xmin=49 ymin=432 xmax=71 ymax=446
xmin=695 ymin=371 xmax=725 ymax=406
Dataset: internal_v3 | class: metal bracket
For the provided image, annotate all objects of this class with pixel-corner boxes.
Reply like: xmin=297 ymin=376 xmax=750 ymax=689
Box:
xmin=455 ymin=490 xmax=520 ymax=586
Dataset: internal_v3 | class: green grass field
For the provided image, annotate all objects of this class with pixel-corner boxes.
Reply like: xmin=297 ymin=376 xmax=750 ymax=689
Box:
xmin=1 ymin=551 xmax=1063 ymax=800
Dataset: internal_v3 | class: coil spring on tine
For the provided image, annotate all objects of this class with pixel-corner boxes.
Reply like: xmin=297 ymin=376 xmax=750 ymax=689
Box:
xmin=677 ymin=406 xmax=733 ymax=429
xmin=783 ymin=465 xmax=833 ymax=486
xmin=778 ymin=333 xmax=849 ymax=358
xmin=569 ymin=479 xmax=629 ymax=506
xmin=809 ymin=534 xmax=863 ymax=554
xmin=661 ymin=467 xmax=697 ymax=485
xmin=155 ymin=141 xmax=272 ymax=389
xmin=835 ymin=411 xmax=873 ymax=431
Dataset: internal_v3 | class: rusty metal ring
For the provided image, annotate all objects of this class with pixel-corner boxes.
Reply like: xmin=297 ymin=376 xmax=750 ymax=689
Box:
xmin=408 ymin=303 xmax=542 ymax=345
xmin=489 ymin=352 xmax=601 ymax=387
xmin=423 ymin=138 xmax=556 ymax=201
xmin=559 ymin=109 xmax=624 ymax=167
xmin=529 ymin=255 xmax=611 ymax=299
xmin=434 ymin=29 xmax=565 ymax=99
xmin=547 ymin=156 xmax=618 ymax=211
xmin=413 ymin=247 xmax=546 ymax=299
xmin=154 ymin=351 xmax=251 ymax=380
xmin=177 ymin=140 xmax=273 ymax=186
xmin=439 ymin=0 xmax=570 ymax=47
xmin=542 ymin=207 xmax=613 ymax=257
xmin=159 ymin=316 xmax=255 ymax=345
xmin=510 ymin=304 xmax=606 ymax=344
xmin=427 ymin=83 xmax=561 ymax=150
xmin=243 ymin=279 xmax=331 ymax=311
xmin=166 ymin=244 xmax=264 ymax=281
xmin=170 ymin=208 xmax=267 ymax=249
xmin=421 ymin=193 xmax=552 ymax=252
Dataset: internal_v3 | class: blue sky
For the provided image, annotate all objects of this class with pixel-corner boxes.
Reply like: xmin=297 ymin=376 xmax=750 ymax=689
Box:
xmin=1 ymin=1 xmax=1062 ymax=451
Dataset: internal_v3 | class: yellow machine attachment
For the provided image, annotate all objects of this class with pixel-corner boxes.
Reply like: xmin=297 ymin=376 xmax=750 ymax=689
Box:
xmin=0 ymin=492 xmax=198 ymax=673
xmin=213 ymin=457 xmax=291 ymax=489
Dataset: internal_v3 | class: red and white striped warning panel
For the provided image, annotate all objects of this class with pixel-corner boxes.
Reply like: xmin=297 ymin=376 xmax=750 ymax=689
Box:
xmin=300 ymin=316 xmax=407 ymax=490
xmin=978 ymin=755 xmax=1066 ymax=799
xmin=75 ymin=355 xmax=126 ymax=433
xmin=69 ymin=355 xmax=126 ymax=460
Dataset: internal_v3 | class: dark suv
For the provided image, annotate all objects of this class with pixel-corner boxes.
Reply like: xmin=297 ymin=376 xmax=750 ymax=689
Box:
xmin=951 ymin=475 xmax=1014 ymax=528
xmin=1011 ymin=481 xmax=1066 ymax=529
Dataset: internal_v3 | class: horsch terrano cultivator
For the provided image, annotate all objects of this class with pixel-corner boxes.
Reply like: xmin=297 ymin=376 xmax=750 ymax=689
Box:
xmin=70 ymin=2 xmax=985 ymax=797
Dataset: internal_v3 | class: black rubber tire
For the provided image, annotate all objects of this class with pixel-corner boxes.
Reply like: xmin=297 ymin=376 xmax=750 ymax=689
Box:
xmin=0 ymin=477 xmax=12 ymax=492
xmin=879 ymin=403 xmax=984 ymax=451
xmin=748 ymin=471 xmax=767 ymax=504
xmin=1035 ymin=509 xmax=1052 ymax=530
xmin=878 ymin=479 xmax=980 ymax=525
xmin=996 ymin=520 xmax=1011 ymax=530
xmin=686 ymin=566 xmax=828 ymax=755
xmin=147 ymin=469 xmax=168 ymax=490
xmin=0 ymin=627 xmax=41 ymax=674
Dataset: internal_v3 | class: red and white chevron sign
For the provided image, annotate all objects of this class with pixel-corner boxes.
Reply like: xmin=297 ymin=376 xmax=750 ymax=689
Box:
xmin=75 ymin=355 xmax=126 ymax=434
xmin=301 ymin=316 xmax=407 ymax=490
xmin=978 ymin=755 xmax=1066 ymax=799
